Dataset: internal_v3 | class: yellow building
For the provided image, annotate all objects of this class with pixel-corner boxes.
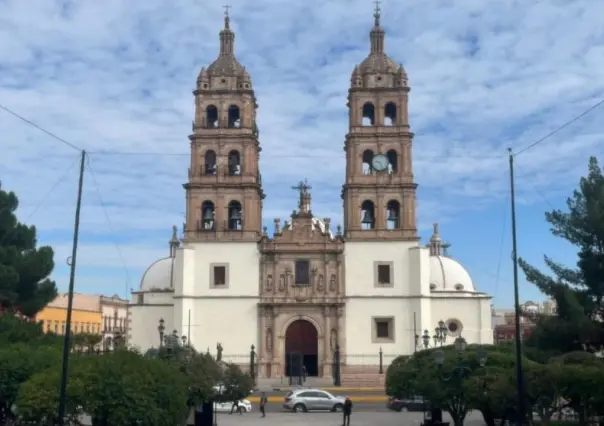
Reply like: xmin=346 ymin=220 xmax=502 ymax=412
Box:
xmin=35 ymin=293 xmax=102 ymax=335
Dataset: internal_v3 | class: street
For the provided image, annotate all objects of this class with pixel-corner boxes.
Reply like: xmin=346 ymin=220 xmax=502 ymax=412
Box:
xmin=215 ymin=411 xmax=487 ymax=425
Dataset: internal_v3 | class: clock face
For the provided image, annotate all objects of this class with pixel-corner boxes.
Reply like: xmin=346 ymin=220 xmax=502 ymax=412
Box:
xmin=371 ymin=154 xmax=389 ymax=172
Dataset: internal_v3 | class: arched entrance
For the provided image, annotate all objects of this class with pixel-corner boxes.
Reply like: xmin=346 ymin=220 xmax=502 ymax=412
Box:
xmin=285 ymin=319 xmax=319 ymax=377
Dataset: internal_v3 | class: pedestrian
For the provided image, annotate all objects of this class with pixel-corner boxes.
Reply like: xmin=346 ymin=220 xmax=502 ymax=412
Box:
xmin=260 ymin=392 xmax=268 ymax=418
xmin=342 ymin=397 xmax=352 ymax=426
xmin=229 ymin=399 xmax=241 ymax=415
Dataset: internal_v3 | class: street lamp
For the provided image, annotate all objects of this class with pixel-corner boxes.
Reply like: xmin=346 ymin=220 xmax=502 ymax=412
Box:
xmin=434 ymin=320 xmax=448 ymax=346
xmin=158 ymin=318 xmax=165 ymax=348
xmin=432 ymin=336 xmax=488 ymax=381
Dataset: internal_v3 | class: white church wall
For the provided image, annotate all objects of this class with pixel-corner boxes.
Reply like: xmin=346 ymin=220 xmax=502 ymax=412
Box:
xmin=172 ymin=247 xmax=196 ymax=296
xmin=408 ymin=246 xmax=431 ymax=295
xmin=187 ymin=242 xmax=260 ymax=297
xmin=344 ymin=241 xmax=420 ymax=297
xmin=344 ymin=298 xmax=415 ymax=362
xmin=128 ymin=303 xmax=174 ymax=352
xmin=430 ymin=296 xmax=493 ymax=345
xmin=191 ymin=298 xmax=258 ymax=359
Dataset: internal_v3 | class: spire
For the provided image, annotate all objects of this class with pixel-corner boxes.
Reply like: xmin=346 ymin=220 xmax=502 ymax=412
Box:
xmin=370 ymin=0 xmax=385 ymax=54
xmin=169 ymin=225 xmax=180 ymax=258
xmin=429 ymin=223 xmax=442 ymax=256
xmin=219 ymin=5 xmax=234 ymax=56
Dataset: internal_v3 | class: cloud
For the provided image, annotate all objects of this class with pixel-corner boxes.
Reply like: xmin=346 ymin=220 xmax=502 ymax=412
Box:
xmin=1 ymin=0 xmax=603 ymax=303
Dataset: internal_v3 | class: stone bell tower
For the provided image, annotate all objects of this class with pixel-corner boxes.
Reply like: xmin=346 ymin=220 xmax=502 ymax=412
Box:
xmin=341 ymin=3 xmax=418 ymax=241
xmin=184 ymin=8 xmax=265 ymax=242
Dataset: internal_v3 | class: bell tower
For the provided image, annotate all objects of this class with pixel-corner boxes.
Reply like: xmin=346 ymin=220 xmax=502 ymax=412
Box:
xmin=341 ymin=3 xmax=418 ymax=241
xmin=184 ymin=8 xmax=264 ymax=242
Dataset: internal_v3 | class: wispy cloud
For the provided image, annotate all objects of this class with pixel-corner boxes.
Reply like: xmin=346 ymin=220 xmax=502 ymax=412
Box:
xmin=1 ymin=0 xmax=603 ymax=304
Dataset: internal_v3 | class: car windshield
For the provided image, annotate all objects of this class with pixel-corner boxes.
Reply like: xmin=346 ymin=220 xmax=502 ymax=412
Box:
xmin=285 ymin=391 xmax=293 ymax=397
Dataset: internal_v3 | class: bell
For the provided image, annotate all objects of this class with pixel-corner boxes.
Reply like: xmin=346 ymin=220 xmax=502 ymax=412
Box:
xmin=202 ymin=209 xmax=214 ymax=221
xmin=205 ymin=163 xmax=215 ymax=174
xmin=387 ymin=208 xmax=398 ymax=221
xmin=230 ymin=209 xmax=242 ymax=221
xmin=361 ymin=210 xmax=374 ymax=224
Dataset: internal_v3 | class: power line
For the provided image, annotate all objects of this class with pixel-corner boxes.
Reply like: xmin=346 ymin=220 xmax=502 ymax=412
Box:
xmin=513 ymin=97 xmax=604 ymax=157
xmin=0 ymin=104 xmax=83 ymax=152
xmin=0 ymin=154 xmax=81 ymax=246
xmin=85 ymin=155 xmax=133 ymax=298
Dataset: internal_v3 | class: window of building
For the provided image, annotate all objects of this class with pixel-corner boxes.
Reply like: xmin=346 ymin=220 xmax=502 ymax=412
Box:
xmin=374 ymin=262 xmax=393 ymax=287
xmin=372 ymin=317 xmax=394 ymax=343
xmin=210 ymin=263 xmax=229 ymax=288
xmin=295 ymin=260 xmax=310 ymax=285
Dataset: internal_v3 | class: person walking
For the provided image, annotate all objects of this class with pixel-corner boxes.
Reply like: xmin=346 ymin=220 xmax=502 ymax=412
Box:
xmin=343 ymin=397 xmax=353 ymax=426
xmin=229 ymin=399 xmax=241 ymax=415
xmin=259 ymin=392 xmax=268 ymax=418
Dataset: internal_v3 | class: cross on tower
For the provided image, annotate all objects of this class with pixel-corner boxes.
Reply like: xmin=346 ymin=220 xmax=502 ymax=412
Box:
xmin=223 ymin=4 xmax=231 ymax=17
xmin=291 ymin=179 xmax=312 ymax=195
xmin=373 ymin=0 xmax=381 ymax=16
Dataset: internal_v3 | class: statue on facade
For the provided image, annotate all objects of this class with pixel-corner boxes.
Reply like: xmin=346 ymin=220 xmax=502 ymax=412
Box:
xmin=317 ymin=274 xmax=324 ymax=291
xmin=266 ymin=328 xmax=273 ymax=351
xmin=330 ymin=329 xmax=337 ymax=351
xmin=329 ymin=274 xmax=337 ymax=292
xmin=216 ymin=343 xmax=223 ymax=362
xmin=266 ymin=274 xmax=273 ymax=291
xmin=279 ymin=274 xmax=285 ymax=292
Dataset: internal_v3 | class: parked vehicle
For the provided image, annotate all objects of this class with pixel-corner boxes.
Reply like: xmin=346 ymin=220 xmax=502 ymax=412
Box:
xmin=214 ymin=399 xmax=252 ymax=413
xmin=387 ymin=395 xmax=427 ymax=412
xmin=283 ymin=388 xmax=347 ymax=413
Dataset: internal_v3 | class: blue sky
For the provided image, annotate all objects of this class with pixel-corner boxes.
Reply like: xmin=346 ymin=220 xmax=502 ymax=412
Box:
xmin=1 ymin=0 xmax=603 ymax=309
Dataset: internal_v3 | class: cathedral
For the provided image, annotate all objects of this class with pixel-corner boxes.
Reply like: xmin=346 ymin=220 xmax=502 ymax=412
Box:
xmin=128 ymin=7 xmax=493 ymax=384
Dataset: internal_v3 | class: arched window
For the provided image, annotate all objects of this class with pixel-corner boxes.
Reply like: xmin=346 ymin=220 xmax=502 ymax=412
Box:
xmin=201 ymin=201 xmax=215 ymax=231
xmin=227 ymin=200 xmax=242 ymax=231
xmin=360 ymin=200 xmax=376 ymax=230
xmin=384 ymin=102 xmax=397 ymax=126
xmin=361 ymin=102 xmax=375 ymax=126
xmin=204 ymin=150 xmax=217 ymax=175
xmin=206 ymin=105 xmax=218 ymax=128
xmin=362 ymin=150 xmax=374 ymax=174
xmin=386 ymin=150 xmax=398 ymax=174
xmin=228 ymin=105 xmax=241 ymax=128
xmin=386 ymin=199 xmax=400 ymax=229
xmin=228 ymin=150 xmax=241 ymax=176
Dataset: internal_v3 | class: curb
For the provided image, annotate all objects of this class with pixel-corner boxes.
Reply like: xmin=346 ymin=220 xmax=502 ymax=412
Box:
xmin=248 ymin=396 xmax=388 ymax=403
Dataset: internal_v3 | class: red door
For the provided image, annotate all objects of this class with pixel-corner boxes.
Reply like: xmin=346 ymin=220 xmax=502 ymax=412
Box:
xmin=285 ymin=320 xmax=318 ymax=355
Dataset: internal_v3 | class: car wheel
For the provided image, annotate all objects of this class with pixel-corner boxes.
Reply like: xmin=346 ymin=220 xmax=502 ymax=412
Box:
xmin=293 ymin=403 xmax=306 ymax=413
xmin=333 ymin=404 xmax=344 ymax=412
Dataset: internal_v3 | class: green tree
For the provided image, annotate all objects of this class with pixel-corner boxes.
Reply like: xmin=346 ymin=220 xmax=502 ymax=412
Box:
xmin=183 ymin=353 xmax=222 ymax=407
xmin=0 ymin=344 xmax=61 ymax=423
xmin=217 ymin=362 xmax=254 ymax=403
xmin=17 ymin=350 xmax=190 ymax=426
xmin=0 ymin=182 xmax=57 ymax=317
xmin=519 ymin=157 xmax=604 ymax=353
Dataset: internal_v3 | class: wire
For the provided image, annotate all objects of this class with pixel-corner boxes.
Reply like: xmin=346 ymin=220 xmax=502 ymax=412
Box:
xmin=514 ymin=165 xmax=556 ymax=210
xmin=87 ymin=150 xmax=505 ymax=160
xmin=0 ymin=154 xmax=82 ymax=246
xmin=0 ymin=104 xmax=83 ymax=152
xmin=513 ymin=97 xmax=604 ymax=157
xmin=85 ymin=155 xmax=133 ymax=298
xmin=493 ymin=171 xmax=510 ymax=302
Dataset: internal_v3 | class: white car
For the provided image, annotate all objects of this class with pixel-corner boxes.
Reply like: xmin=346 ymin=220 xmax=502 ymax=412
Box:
xmin=214 ymin=399 xmax=252 ymax=413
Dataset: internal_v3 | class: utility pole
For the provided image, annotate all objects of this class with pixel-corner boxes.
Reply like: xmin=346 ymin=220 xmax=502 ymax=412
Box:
xmin=57 ymin=150 xmax=86 ymax=426
xmin=508 ymin=148 xmax=525 ymax=425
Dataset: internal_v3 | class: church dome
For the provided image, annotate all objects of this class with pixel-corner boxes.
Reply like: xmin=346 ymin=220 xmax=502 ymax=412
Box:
xmin=207 ymin=55 xmax=245 ymax=77
xmin=357 ymin=53 xmax=399 ymax=76
xmin=140 ymin=257 xmax=174 ymax=291
xmin=429 ymin=255 xmax=475 ymax=292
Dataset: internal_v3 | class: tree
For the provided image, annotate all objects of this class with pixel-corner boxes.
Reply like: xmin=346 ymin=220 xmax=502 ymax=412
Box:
xmin=0 ymin=344 xmax=61 ymax=423
xmin=0 ymin=182 xmax=57 ymax=317
xmin=217 ymin=362 xmax=254 ymax=403
xmin=519 ymin=157 xmax=604 ymax=353
xmin=17 ymin=350 xmax=190 ymax=426
xmin=183 ymin=353 xmax=222 ymax=407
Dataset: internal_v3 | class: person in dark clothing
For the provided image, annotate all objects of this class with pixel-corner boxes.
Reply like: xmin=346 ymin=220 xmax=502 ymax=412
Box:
xmin=229 ymin=399 xmax=242 ymax=415
xmin=343 ymin=397 xmax=353 ymax=426
xmin=259 ymin=392 xmax=268 ymax=418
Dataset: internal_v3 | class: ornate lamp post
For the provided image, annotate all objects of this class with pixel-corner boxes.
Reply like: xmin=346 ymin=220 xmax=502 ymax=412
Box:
xmin=158 ymin=318 xmax=165 ymax=348
xmin=434 ymin=320 xmax=448 ymax=346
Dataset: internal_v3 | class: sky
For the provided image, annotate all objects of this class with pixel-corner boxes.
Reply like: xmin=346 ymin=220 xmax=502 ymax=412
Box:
xmin=1 ymin=0 xmax=603 ymax=309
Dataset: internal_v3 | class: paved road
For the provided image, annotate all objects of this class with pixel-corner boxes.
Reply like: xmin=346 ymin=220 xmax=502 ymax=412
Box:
xmin=216 ymin=411 xmax=486 ymax=426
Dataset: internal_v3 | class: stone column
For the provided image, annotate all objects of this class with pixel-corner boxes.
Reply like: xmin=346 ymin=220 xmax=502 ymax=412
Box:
xmin=258 ymin=308 xmax=267 ymax=378
xmin=323 ymin=307 xmax=331 ymax=378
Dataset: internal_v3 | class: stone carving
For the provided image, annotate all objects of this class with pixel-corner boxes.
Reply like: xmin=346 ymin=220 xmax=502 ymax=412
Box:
xmin=216 ymin=342 xmax=223 ymax=362
xmin=279 ymin=274 xmax=285 ymax=292
xmin=330 ymin=328 xmax=337 ymax=351
xmin=266 ymin=328 xmax=273 ymax=351
xmin=317 ymin=274 xmax=324 ymax=291
xmin=329 ymin=274 xmax=337 ymax=292
xmin=266 ymin=274 xmax=273 ymax=291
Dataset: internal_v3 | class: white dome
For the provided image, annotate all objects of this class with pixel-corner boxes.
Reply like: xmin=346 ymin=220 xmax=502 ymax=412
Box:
xmin=140 ymin=257 xmax=174 ymax=291
xmin=429 ymin=255 xmax=475 ymax=292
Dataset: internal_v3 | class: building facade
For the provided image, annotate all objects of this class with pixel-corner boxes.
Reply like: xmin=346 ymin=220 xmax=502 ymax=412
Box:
xmin=492 ymin=299 xmax=557 ymax=344
xmin=129 ymin=8 xmax=493 ymax=382
xmin=100 ymin=295 xmax=129 ymax=349
xmin=36 ymin=293 xmax=102 ymax=336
